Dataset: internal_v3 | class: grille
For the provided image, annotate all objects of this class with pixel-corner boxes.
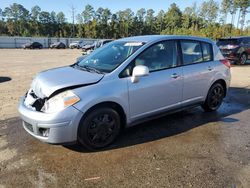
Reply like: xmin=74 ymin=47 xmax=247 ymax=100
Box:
xmin=32 ymin=98 xmax=45 ymax=111
xmin=28 ymin=89 xmax=45 ymax=111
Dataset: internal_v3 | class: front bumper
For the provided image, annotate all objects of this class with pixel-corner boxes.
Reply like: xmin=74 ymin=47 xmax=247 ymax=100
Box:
xmin=18 ymin=96 xmax=83 ymax=144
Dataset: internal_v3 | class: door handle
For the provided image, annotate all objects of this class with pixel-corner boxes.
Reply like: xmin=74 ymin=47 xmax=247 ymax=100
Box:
xmin=208 ymin=66 xmax=213 ymax=71
xmin=171 ymin=73 xmax=180 ymax=79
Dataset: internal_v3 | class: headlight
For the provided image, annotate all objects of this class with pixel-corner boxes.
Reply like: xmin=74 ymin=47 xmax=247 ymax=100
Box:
xmin=41 ymin=90 xmax=80 ymax=113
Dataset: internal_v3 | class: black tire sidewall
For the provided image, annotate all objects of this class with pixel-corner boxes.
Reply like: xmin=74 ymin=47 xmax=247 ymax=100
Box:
xmin=78 ymin=107 xmax=121 ymax=150
xmin=203 ymin=83 xmax=225 ymax=112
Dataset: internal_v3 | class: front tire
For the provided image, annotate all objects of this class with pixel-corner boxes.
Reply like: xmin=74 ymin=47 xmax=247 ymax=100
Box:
xmin=78 ymin=107 xmax=121 ymax=150
xmin=202 ymin=83 xmax=225 ymax=112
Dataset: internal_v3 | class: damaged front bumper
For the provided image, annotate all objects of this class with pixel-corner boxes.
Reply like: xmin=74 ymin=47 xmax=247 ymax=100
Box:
xmin=18 ymin=96 xmax=83 ymax=144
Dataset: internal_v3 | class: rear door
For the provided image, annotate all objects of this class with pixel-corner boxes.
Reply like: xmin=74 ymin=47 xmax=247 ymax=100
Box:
xmin=126 ymin=40 xmax=183 ymax=121
xmin=181 ymin=40 xmax=214 ymax=105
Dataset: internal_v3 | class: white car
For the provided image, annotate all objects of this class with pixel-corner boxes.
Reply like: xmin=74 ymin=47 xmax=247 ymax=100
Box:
xmin=69 ymin=41 xmax=83 ymax=49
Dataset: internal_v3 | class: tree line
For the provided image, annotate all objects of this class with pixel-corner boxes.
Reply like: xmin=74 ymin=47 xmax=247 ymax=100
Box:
xmin=0 ymin=0 xmax=249 ymax=40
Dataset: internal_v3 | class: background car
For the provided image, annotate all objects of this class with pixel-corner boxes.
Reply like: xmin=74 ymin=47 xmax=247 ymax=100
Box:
xmin=217 ymin=36 xmax=250 ymax=65
xmin=82 ymin=42 xmax=95 ymax=53
xmin=22 ymin=42 xmax=43 ymax=49
xmin=82 ymin=39 xmax=113 ymax=54
xmin=69 ymin=41 xmax=83 ymax=49
xmin=94 ymin=39 xmax=113 ymax=50
xmin=50 ymin=42 xmax=66 ymax=49
xmin=81 ymin=41 xmax=95 ymax=48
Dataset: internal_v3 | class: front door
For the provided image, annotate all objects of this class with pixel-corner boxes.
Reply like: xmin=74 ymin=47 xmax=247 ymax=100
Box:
xmin=127 ymin=40 xmax=183 ymax=121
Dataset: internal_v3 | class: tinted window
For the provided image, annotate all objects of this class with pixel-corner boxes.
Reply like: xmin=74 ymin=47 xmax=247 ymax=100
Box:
xmin=202 ymin=42 xmax=213 ymax=61
xmin=181 ymin=41 xmax=203 ymax=65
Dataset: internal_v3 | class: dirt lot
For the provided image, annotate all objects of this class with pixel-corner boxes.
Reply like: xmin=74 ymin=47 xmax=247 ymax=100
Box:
xmin=0 ymin=49 xmax=250 ymax=187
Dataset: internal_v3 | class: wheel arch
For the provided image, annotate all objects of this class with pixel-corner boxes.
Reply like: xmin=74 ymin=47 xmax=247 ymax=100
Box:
xmin=211 ymin=79 xmax=227 ymax=97
xmin=78 ymin=101 xmax=127 ymax=130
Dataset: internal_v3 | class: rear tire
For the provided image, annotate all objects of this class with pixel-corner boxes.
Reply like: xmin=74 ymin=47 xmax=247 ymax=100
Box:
xmin=78 ymin=107 xmax=121 ymax=150
xmin=202 ymin=83 xmax=225 ymax=112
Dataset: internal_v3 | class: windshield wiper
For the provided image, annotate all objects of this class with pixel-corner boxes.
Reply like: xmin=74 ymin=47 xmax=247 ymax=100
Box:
xmin=73 ymin=63 xmax=104 ymax=74
xmin=73 ymin=64 xmax=89 ymax=71
xmin=82 ymin=65 xmax=104 ymax=74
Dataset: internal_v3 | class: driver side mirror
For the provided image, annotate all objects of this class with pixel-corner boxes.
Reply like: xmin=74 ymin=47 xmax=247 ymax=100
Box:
xmin=131 ymin=65 xmax=149 ymax=83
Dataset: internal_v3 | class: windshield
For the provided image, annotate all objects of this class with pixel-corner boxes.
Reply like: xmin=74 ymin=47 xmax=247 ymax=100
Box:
xmin=77 ymin=41 xmax=144 ymax=73
xmin=217 ymin=39 xmax=240 ymax=46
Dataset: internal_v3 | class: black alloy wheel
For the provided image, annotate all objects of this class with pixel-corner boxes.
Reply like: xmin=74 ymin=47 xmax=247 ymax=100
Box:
xmin=202 ymin=83 xmax=225 ymax=112
xmin=78 ymin=108 xmax=121 ymax=150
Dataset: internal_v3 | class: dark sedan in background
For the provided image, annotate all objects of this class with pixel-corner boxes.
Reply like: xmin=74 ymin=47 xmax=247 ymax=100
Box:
xmin=217 ymin=36 xmax=250 ymax=65
xmin=23 ymin=42 xmax=43 ymax=49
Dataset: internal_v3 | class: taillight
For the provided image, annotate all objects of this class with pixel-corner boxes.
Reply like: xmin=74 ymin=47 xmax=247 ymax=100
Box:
xmin=220 ymin=59 xmax=231 ymax=68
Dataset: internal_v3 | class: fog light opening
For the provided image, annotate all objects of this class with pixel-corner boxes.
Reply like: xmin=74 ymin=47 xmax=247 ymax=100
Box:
xmin=39 ymin=128 xmax=50 ymax=137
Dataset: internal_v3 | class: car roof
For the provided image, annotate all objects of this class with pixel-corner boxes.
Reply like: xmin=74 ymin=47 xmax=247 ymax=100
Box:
xmin=117 ymin=35 xmax=213 ymax=44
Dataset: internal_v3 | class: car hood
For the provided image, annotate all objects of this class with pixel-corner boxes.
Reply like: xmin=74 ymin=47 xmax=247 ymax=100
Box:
xmin=31 ymin=66 xmax=104 ymax=98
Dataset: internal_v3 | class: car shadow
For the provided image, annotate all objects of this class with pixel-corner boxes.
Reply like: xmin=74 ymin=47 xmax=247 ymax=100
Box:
xmin=65 ymin=86 xmax=250 ymax=153
xmin=0 ymin=76 xmax=11 ymax=83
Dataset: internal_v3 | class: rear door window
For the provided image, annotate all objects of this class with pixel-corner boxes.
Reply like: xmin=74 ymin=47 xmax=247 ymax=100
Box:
xmin=181 ymin=41 xmax=203 ymax=65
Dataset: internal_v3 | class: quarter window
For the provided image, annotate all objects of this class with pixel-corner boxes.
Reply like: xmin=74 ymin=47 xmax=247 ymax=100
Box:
xmin=181 ymin=41 xmax=203 ymax=65
xmin=202 ymin=42 xmax=213 ymax=61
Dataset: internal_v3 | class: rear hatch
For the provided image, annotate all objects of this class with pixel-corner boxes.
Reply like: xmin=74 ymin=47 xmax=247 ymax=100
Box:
xmin=217 ymin=39 xmax=240 ymax=56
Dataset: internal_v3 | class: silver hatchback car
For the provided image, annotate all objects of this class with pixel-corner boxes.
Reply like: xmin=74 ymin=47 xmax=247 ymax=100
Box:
xmin=18 ymin=35 xmax=231 ymax=150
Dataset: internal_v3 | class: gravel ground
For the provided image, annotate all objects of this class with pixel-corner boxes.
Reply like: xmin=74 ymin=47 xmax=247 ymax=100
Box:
xmin=0 ymin=49 xmax=250 ymax=187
